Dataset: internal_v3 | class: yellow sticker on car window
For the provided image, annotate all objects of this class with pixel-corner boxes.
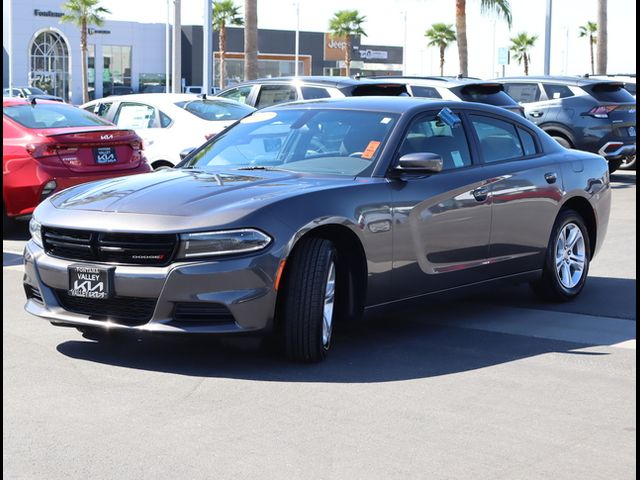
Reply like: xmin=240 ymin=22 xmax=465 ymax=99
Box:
xmin=362 ymin=141 xmax=381 ymax=159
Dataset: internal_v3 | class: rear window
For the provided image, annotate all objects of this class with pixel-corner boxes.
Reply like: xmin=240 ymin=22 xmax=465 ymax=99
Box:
xmin=624 ymin=83 xmax=636 ymax=96
xmin=350 ymin=84 xmax=408 ymax=97
xmin=457 ymin=84 xmax=518 ymax=106
xmin=175 ymin=99 xmax=254 ymax=121
xmin=3 ymin=104 xmax=112 ymax=129
xmin=585 ymin=83 xmax=636 ymax=103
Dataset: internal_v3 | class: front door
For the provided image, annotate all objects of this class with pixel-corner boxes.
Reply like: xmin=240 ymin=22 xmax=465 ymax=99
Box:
xmin=389 ymin=111 xmax=493 ymax=299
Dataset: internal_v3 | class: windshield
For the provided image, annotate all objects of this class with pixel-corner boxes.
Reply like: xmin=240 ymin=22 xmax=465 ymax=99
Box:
xmin=175 ymin=99 xmax=255 ymax=121
xmin=180 ymin=109 xmax=398 ymax=176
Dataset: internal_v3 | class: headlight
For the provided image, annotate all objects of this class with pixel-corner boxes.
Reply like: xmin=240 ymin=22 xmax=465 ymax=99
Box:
xmin=177 ymin=229 xmax=272 ymax=259
xmin=29 ymin=218 xmax=43 ymax=248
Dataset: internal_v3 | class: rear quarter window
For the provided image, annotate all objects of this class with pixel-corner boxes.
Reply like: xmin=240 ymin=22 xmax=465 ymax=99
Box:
xmin=543 ymin=84 xmax=574 ymax=99
xmin=409 ymin=86 xmax=442 ymax=98
xmin=300 ymin=86 xmax=331 ymax=99
xmin=458 ymin=84 xmax=518 ymax=106
xmin=3 ymin=104 xmax=112 ymax=129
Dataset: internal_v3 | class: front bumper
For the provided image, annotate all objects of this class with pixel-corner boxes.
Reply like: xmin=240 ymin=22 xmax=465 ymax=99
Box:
xmin=23 ymin=241 xmax=280 ymax=334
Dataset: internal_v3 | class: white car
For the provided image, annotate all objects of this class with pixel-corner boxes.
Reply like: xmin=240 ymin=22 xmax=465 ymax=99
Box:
xmin=82 ymin=93 xmax=255 ymax=168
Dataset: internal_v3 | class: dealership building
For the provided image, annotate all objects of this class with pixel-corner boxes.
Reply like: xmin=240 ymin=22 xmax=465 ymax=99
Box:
xmin=3 ymin=0 xmax=403 ymax=104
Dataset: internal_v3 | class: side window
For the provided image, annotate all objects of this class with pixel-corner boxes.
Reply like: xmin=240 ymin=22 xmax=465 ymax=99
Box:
xmin=300 ymin=86 xmax=331 ymax=99
xmin=409 ymin=86 xmax=442 ymax=98
xmin=503 ymin=83 xmax=542 ymax=103
xmin=255 ymin=84 xmax=297 ymax=109
xmin=398 ymin=113 xmax=472 ymax=170
xmin=218 ymin=85 xmax=252 ymax=104
xmin=159 ymin=111 xmax=172 ymax=128
xmin=89 ymin=102 xmax=113 ymax=118
xmin=470 ymin=115 xmax=525 ymax=163
xmin=517 ymin=127 xmax=538 ymax=156
xmin=113 ymin=103 xmax=157 ymax=129
xmin=543 ymin=84 xmax=574 ymax=100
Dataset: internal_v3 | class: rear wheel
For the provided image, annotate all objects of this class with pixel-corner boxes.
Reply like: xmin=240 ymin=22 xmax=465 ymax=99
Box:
xmin=279 ymin=237 xmax=337 ymax=363
xmin=531 ymin=210 xmax=590 ymax=301
xmin=619 ymin=155 xmax=636 ymax=170
xmin=551 ymin=136 xmax=572 ymax=149
xmin=151 ymin=160 xmax=174 ymax=170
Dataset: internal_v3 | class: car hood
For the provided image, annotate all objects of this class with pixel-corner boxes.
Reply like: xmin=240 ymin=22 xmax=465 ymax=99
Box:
xmin=49 ymin=168 xmax=355 ymax=219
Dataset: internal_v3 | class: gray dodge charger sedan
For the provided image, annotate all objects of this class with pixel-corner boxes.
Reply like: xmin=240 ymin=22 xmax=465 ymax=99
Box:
xmin=24 ymin=97 xmax=611 ymax=362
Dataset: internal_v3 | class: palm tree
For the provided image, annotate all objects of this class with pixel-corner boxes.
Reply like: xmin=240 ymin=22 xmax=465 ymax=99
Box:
xmin=425 ymin=23 xmax=457 ymax=76
xmin=509 ymin=32 xmax=538 ymax=76
xmin=578 ymin=21 xmax=598 ymax=75
xmin=60 ymin=0 xmax=110 ymax=103
xmin=328 ymin=10 xmax=367 ymax=76
xmin=596 ymin=0 xmax=607 ymax=74
xmin=455 ymin=0 xmax=512 ymax=77
xmin=213 ymin=0 xmax=244 ymax=89
xmin=244 ymin=0 xmax=258 ymax=81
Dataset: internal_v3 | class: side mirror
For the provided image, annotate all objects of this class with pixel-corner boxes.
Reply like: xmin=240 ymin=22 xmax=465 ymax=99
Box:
xmin=396 ymin=152 xmax=443 ymax=173
xmin=179 ymin=147 xmax=196 ymax=160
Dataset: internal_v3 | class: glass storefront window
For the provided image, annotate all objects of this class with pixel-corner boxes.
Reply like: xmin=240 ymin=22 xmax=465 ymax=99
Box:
xmin=103 ymin=45 xmax=132 ymax=97
xmin=88 ymin=45 xmax=95 ymax=100
xmin=215 ymin=58 xmax=304 ymax=88
xmin=139 ymin=73 xmax=167 ymax=93
xmin=29 ymin=31 xmax=70 ymax=101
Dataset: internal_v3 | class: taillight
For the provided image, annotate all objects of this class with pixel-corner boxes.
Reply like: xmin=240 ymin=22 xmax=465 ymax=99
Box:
xmin=586 ymin=105 xmax=618 ymax=118
xmin=25 ymin=143 xmax=57 ymax=158
xmin=131 ymin=140 xmax=143 ymax=151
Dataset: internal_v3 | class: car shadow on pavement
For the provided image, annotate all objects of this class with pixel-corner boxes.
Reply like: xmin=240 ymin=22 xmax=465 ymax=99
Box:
xmin=3 ymin=252 xmax=23 ymax=267
xmin=610 ymin=172 xmax=636 ymax=189
xmin=55 ymin=276 xmax=635 ymax=383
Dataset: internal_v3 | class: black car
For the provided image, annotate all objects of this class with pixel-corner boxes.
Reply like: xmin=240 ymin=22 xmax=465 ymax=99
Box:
xmin=3 ymin=86 xmax=64 ymax=103
xmin=364 ymin=76 xmax=525 ymax=117
xmin=494 ymin=76 xmax=636 ymax=172
xmin=216 ymin=76 xmax=408 ymax=109
xmin=25 ymin=97 xmax=610 ymax=362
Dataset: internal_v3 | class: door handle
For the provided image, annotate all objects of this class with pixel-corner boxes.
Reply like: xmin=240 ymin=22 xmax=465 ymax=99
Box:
xmin=544 ymin=172 xmax=558 ymax=184
xmin=529 ymin=111 xmax=544 ymax=118
xmin=472 ymin=186 xmax=489 ymax=202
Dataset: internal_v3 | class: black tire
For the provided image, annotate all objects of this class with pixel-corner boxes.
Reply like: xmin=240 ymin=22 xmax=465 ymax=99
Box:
xmin=619 ymin=155 xmax=636 ymax=170
xmin=279 ymin=237 xmax=337 ymax=363
xmin=608 ymin=158 xmax=624 ymax=174
xmin=531 ymin=210 xmax=591 ymax=302
xmin=151 ymin=160 xmax=174 ymax=170
xmin=551 ymin=136 xmax=572 ymax=149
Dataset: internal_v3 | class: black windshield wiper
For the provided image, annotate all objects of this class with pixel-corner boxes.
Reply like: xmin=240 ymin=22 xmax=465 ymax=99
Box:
xmin=236 ymin=165 xmax=288 ymax=171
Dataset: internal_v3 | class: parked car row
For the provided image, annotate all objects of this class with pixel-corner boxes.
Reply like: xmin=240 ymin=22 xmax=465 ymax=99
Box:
xmin=216 ymin=75 xmax=636 ymax=172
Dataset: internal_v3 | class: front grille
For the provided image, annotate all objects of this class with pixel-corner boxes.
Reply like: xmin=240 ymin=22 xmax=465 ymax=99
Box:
xmin=43 ymin=227 xmax=178 ymax=266
xmin=173 ymin=302 xmax=235 ymax=325
xmin=55 ymin=290 xmax=156 ymax=326
xmin=24 ymin=284 xmax=44 ymax=304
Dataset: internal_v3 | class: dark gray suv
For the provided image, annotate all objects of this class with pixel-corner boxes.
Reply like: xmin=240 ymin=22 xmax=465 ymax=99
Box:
xmin=495 ymin=76 xmax=636 ymax=172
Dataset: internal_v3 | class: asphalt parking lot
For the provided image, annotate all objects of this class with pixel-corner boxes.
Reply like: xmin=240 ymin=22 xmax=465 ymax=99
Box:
xmin=3 ymin=171 xmax=636 ymax=480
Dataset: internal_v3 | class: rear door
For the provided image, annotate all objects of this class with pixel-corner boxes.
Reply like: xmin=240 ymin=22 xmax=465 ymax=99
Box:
xmin=389 ymin=109 xmax=494 ymax=298
xmin=466 ymin=112 xmax=564 ymax=276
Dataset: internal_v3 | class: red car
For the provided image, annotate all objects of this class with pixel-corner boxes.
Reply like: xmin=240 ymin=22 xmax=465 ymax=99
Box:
xmin=3 ymin=97 xmax=151 ymax=230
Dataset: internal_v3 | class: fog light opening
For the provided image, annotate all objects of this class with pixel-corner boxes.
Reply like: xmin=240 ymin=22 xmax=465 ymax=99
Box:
xmin=40 ymin=180 xmax=57 ymax=200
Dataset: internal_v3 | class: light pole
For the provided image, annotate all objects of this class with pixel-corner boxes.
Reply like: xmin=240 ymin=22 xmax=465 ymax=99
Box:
xmin=203 ymin=0 xmax=212 ymax=93
xmin=294 ymin=1 xmax=300 ymax=76
xmin=8 ymin=0 xmax=13 ymax=94
xmin=165 ymin=0 xmax=170 ymax=93
xmin=172 ymin=0 xmax=182 ymax=93
xmin=402 ymin=10 xmax=407 ymax=74
xmin=544 ymin=0 xmax=552 ymax=75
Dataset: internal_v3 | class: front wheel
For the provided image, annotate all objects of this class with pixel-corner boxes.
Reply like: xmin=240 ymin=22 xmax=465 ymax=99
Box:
xmin=279 ymin=237 xmax=337 ymax=363
xmin=608 ymin=158 xmax=624 ymax=174
xmin=619 ymin=155 xmax=636 ymax=170
xmin=551 ymin=136 xmax=572 ymax=149
xmin=531 ymin=210 xmax=590 ymax=301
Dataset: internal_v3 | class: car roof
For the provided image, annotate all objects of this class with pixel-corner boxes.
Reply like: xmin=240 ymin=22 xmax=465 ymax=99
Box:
xmin=83 ymin=93 xmax=247 ymax=107
xmin=359 ymin=76 xmax=486 ymax=87
xmin=495 ymin=75 xmax=626 ymax=86
xmin=222 ymin=76 xmax=409 ymax=89
xmin=3 ymin=97 xmax=62 ymax=106
xmin=259 ymin=96 xmax=520 ymax=117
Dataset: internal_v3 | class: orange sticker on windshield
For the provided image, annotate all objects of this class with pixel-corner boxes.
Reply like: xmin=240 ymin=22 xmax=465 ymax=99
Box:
xmin=362 ymin=141 xmax=381 ymax=159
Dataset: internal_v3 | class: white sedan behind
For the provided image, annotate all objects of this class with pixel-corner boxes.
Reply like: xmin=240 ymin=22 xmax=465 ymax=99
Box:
xmin=82 ymin=93 xmax=255 ymax=169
